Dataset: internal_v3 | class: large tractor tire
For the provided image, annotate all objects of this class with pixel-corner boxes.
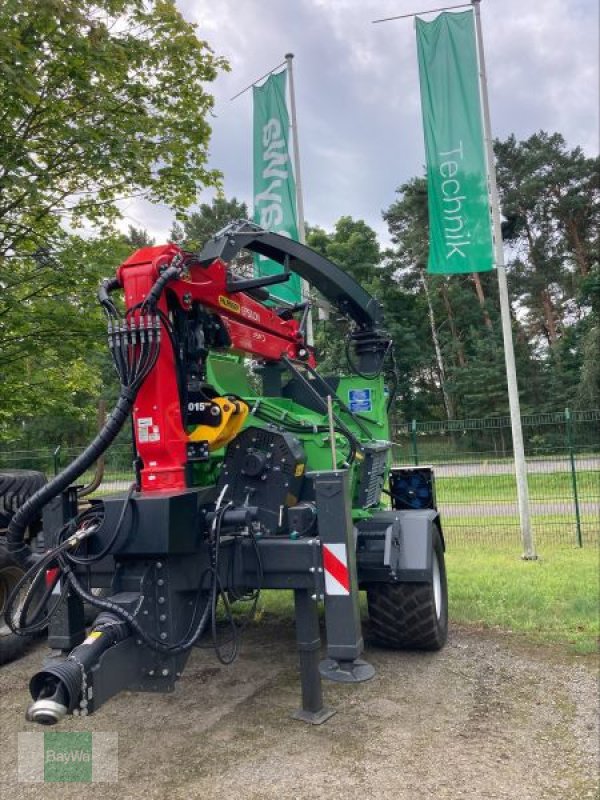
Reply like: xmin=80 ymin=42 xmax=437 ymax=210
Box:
xmin=366 ymin=526 xmax=448 ymax=651
xmin=0 ymin=545 xmax=31 ymax=665
xmin=0 ymin=469 xmax=47 ymax=532
xmin=0 ymin=470 xmax=47 ymax=665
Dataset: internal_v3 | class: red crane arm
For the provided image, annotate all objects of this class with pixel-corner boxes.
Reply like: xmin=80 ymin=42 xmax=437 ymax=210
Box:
xmin=115 ymin=244 xmax=313 ymax=492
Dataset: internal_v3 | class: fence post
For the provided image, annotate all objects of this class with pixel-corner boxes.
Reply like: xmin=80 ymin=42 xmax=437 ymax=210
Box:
xmin=53 ymin=445 xmax=61 ymax=476
xmin=565 ymin=408 xmax=583 ymax=548
xmin=411 ymin=419 xmax=419 ymax=466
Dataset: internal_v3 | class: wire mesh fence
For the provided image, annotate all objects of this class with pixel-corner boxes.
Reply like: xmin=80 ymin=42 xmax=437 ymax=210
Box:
xmin=0 ymin=409 xmax=598 ymax=551
xmin=391 ymin=409 xmax=600 ymax=549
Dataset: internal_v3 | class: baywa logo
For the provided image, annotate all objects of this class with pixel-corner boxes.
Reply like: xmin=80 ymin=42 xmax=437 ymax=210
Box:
xmin=18 ymin=731 xmax=118 ymax=783
xmin=45 ymin=732 xmax=92 ymax=783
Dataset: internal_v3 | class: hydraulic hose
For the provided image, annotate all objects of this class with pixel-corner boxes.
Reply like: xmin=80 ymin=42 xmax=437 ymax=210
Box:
xmin=143 ymin=264 xmax=181 ymax=310
xmin=6 ymin=391 xmax=136 ymax=567
xmin=7 ymin=256 xmax=181 ymax=568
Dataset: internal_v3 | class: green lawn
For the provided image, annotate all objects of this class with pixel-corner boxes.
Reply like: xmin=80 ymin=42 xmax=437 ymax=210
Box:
xmin=446 ymin=544 xmax=599 ymax=654
xmin=436 ymin=469 xmax=599 ymax=503
xmin=441 ymin=513 xmax=598 ymax=549
xmin=256 ymin=544 xmax=599 ymax=656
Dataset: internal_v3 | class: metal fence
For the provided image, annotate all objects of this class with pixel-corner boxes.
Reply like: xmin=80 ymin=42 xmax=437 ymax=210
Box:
xmin=0 ymin=409 xmax=598 ymax=551
xmin=391 ymin=409 xmax=600 ymax=549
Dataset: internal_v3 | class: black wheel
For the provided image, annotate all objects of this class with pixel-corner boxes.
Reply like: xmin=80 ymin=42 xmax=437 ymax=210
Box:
xmin=0 ymin=469 xmax=46 ymax=532
xmin=366 ymin=526 xmax=448 ymax=651
xmin=0 ymin=544 xmax=32 ymax=665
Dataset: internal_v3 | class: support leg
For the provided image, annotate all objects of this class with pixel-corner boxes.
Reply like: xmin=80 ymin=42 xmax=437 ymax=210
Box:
xmin=291 ymin=589 xmax=335 ymax=725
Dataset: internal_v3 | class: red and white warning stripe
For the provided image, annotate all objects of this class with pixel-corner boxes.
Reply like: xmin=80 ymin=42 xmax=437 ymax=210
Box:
xmin=322 ymin=543 xmax=350 ymax=596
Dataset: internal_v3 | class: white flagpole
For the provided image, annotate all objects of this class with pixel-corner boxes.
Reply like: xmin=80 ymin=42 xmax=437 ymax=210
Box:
xmin=472 ymin=0 xmax=536 ymax=559
xmin=285 ymin=53 xmax=314 ymax=344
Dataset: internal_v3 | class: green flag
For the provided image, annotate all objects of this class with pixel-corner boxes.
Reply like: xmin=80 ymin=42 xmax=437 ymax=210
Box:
xmin=416 ymin=11 xmax=494 ymax=274
xmin=253 ymin=70 xmax=302 ymax=303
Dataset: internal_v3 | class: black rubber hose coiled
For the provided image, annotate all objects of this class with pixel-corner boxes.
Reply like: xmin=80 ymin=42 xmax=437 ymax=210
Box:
xmin=6 ymin=391 xmax=135 ymax=567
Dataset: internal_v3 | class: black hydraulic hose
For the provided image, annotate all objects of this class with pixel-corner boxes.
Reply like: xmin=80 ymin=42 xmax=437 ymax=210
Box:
xmin=7 ymin=258 xmax=181 ymax=569
xmin=143 ymin=265 xmax=181 ymax=310
xmin=98 ymin=277 xmax=121 ymax=316
xmin=6 ymin=390 xmax=136 ymax=567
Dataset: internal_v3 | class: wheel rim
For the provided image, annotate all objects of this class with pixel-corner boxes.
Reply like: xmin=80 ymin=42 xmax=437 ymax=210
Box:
xmin=432 ymin=551 xmax=442 ymax=620
xmin=0 ymin=564 xmax=24 ymax=637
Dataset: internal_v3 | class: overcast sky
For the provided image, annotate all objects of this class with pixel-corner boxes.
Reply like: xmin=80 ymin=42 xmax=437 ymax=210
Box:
xmin=120 ymin=0 xmax=599 ymax=245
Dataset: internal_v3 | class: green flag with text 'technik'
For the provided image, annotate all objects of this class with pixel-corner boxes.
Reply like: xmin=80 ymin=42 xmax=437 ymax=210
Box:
xmin=253 ymin=70 xmax=302 ymax=303
xmin=416 ymin=11 xmax=493 ymax=274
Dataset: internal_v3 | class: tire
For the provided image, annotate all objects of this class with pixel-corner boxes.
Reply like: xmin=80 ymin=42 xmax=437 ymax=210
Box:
xmin=0 ymin=469 xmax=47 ymax=532
xmin=366 ymin=526 xmax=448 ymax=651
xmin=0 ymin=544 xmax=32 ymax=665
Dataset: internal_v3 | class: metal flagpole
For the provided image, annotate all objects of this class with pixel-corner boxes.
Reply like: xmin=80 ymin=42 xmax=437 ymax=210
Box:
xmin=471 ymin=0 xmax=536 ymax=559
xmin=285 ymin=53 xmax=314 ymax=344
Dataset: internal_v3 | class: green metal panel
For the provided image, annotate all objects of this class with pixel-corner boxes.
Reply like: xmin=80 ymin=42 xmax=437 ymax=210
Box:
xmin=204 ymin=354 xmax=391 ymax=518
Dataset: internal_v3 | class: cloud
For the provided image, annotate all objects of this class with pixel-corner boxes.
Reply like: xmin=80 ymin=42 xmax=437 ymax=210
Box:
xmin=130 ymin=0 xmax=598 ymax=245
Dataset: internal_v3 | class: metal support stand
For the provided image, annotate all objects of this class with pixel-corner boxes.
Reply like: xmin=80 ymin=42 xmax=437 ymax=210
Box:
xmin=319 ymin=658 xmax=375 ymax=683
xmin=291 ymin=589 xmax=335 ymax=724
xmin=313 ymin=470 xmax=375 ymax=683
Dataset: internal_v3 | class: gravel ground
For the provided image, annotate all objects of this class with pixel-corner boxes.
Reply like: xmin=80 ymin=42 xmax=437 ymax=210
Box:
xmin=0 ymin=620 xmax=597 ymax=800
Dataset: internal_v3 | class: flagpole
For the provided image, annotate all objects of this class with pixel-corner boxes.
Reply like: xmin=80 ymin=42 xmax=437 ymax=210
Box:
xmin=285 ymin=53 xmax=314 ymax=344
xmin=472 ymin=0 xmax=536 ymax=559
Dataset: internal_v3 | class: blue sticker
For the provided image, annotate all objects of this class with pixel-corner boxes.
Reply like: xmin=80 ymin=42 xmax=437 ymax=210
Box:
xmin=348 ymin=388 xmax=372 ymax=413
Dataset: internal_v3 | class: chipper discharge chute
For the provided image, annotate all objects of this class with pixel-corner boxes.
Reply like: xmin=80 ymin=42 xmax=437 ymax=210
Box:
xmin=3 ymin=221 xmax=447 ymax=725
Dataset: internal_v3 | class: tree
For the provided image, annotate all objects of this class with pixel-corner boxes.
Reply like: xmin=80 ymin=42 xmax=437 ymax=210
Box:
xmin=383 ymin=178 xmax=543 ymax=419
xmin=0 ymin=1 xmax=228 ymax=440
xmin=124 ymin=226 xmax=155 ymax=250
xmin=0 ymin=0 xmax=228 ymax=257
xmin=173 ymin=196 xmax=249 ymax=250
xmin=306 ymin=217 xmax=383 ymax=373
xmin=382 ymin=132 xmax=599 ymax=419
xmin=495 ymin=132 xmax=599 ymax=409
xmin=0 ymin=233 xmax=132 ymax=441
xmin=172 ymin=195 xmax=253 ymax=274
xmin=495 ymin=132 xmax=599 ymax=349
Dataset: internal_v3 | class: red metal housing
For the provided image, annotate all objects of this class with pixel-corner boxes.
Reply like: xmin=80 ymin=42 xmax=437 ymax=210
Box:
xmin=117 ymin=245 xmax=312 ymax=492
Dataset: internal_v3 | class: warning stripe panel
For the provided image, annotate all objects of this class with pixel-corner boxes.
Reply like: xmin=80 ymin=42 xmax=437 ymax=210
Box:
xmin=322 ymin=543 xmax=350 ymax=596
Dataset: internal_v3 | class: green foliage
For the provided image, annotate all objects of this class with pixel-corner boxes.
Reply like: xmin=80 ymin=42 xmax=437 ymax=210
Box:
xmin=173 ymin=195 xmax=253 ymax=275
xmin=0 ymin=0 xmax=227 ymax=444
xmin=306 ymin=217 xmax=382 ymax=374
xmin=381 ymin=132 xmax=599 ymax=420
xmin=0 ymin=0 xmax=228 ymax=253
xmin=0 ymin=233 xmax=131 ymax=441
xmin=173 ymin=196 xmax=250 ymax=251
xmin=495 ymin=132 xmax=598 ymax=320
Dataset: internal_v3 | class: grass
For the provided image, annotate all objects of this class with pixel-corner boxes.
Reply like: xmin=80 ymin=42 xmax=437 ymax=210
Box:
xmin=256 ymin=544 xmax=599 ymax=656
xmin=446 ymin=544 xmax=599 ymax=655
xmin=442 ymin=513 xmax=598 ymax=548
xmin=436 ymin=470 xmax=600 ymax=503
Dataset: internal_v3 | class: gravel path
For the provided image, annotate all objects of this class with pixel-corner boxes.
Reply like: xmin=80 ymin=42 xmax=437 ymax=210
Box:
xmin=0 ymin=620 xmax=597 ymax=799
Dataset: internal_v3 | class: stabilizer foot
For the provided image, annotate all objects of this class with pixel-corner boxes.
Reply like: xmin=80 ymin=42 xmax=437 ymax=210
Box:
xmin=292 ymin=706 xmax=336 ymax=725
xmin=319 ymin=657 xmax=375 ymax=683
